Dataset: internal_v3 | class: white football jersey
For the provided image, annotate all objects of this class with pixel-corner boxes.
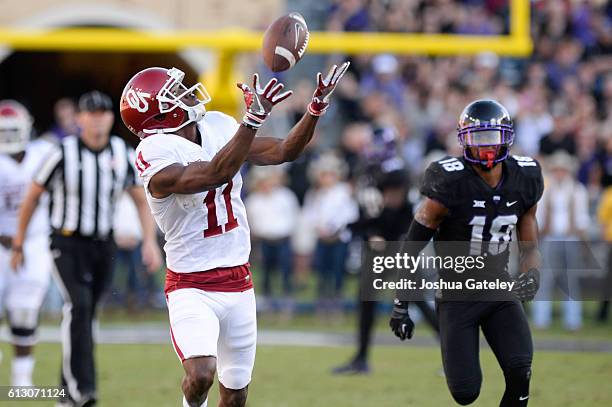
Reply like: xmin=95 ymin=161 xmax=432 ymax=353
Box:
xmin=135 ymin=111 xmax=250 ymax=273
xmin=0 ymin=138 xmax=54 ymax=238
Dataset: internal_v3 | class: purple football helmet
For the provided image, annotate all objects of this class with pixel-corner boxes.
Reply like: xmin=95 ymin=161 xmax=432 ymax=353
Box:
xmin=457 ymin=99 xmax=514 ymax=169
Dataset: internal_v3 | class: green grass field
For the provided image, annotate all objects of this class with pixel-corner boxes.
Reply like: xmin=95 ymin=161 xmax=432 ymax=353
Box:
xmin=1 ymin=342 xmax=611 ymax=407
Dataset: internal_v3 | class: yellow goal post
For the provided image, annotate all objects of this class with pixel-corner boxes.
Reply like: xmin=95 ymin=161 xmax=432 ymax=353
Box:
xmin=0 ymin=0 xmax=531 ymax=113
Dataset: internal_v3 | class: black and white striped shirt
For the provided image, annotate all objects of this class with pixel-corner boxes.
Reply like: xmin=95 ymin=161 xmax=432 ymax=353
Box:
xmin=34 ymin=135 xmax=140 ymax=239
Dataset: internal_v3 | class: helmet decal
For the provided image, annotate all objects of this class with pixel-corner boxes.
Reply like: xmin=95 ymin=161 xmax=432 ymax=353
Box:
xmin=125 ymin=89 xmax=151 ymax=113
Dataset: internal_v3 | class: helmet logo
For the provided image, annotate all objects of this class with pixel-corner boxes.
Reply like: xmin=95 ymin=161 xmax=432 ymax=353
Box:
xmin=126 ymin=89 xmax=151 ymax=113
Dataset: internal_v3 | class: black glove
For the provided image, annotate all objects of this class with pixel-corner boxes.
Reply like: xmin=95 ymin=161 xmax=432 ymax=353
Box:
xmin=512 ymin=268 xmax=540 ymax=302
xmin=389 ymin=299 xmax=415 ymax=341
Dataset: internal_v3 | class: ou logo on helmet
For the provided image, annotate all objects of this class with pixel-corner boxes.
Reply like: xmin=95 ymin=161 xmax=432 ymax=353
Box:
xmin=126 ymin=89 xmax=151 ymax=113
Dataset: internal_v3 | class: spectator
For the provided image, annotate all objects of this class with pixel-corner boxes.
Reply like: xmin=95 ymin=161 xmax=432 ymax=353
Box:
xmin=112 ymin=192 xmax=163 ymax=311
xmin=546 ymin=39 xmax=583 ymax=91
xmin=595 ymin=132 xmax=612 ymax=188
xmin=45 ymin=98 xmax=78 ymax=141
xmin=597 ymin=185 xmax=612 ymax=322
xmin=327 ymin=0 xmax=370 ymax=32
xmin=533 ymin=151 xmax=589 ymax=331
xmin=336 ymin=124 xmax=368 ymax=184
xmin=246 ymin=166 xmax=300 ymax=316
xmin=538 ymin=115 xmax=577 ymax=156
xmin=515 ymin=91 xmax=554 ymax=156
xmin=304 ymin=152 xmax=358 ymax=315
xmin=361 ymin=54 xmax=407 ymax=110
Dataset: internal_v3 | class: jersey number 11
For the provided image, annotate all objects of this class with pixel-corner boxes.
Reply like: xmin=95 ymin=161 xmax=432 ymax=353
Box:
xmin=203 ymin=181 xmax=239 ymax=238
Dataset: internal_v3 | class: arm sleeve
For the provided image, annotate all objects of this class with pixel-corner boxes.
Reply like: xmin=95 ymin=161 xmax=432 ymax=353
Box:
xmin=419 ymin=162 xmax=452 ymax=208
xmin=33 ymin=145 xmax=63 ymax=189
xmin=402 ymin=220 xmax=436 ymax=255
xmin=135 ymin=140 xmax=182 ymax=190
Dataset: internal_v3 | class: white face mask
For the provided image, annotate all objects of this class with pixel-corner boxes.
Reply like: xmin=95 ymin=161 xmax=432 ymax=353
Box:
xmin=0 ymin=117 xmax=31 ymax=154
xmin=143 ymin=67 xmax=211 ymax=135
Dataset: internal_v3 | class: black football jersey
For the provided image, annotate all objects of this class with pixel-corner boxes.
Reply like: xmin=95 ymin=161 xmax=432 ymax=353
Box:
xmin=420 ymin=155 xmax=544 ymax=292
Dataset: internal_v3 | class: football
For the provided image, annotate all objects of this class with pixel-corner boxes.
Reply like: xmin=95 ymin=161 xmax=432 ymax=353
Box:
xmin=262 ymin=12 xmax=309 ymax=72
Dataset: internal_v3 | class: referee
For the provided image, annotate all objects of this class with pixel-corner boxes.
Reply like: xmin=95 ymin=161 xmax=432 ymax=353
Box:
xmin=10 ymin=91 xmax=162 ymax=407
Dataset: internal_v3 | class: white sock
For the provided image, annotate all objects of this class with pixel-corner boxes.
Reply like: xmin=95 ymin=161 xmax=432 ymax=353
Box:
xmin=11 ymin=355 xmax=35 ymax=386
xmin=183 ymin=396 xmax=207 ymax=407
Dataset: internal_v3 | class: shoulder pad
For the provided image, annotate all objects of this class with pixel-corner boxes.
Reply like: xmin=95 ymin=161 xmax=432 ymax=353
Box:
xmin=202 ymin=111 xmax=239 ymax=129
xmin=420 ymin=156 xmax=465 ymax=207
xmin=508 ymin=155 xmax=544 ymax=208
xmin=508 ymin=155 xmax=542 ymax=176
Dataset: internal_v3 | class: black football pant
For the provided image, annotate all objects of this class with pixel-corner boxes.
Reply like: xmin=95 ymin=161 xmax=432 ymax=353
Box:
xmin=355 ymin=300 xmax=439 ymax=362
xmin=51 ymin=234 xmax=115 ymax=402
xmin=437 ymin=301 xmax=533 ymax=406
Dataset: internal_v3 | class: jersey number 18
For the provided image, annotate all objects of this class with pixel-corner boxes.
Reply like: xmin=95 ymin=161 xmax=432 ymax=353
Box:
xmin=469 ymin=215 xmax=517 ymax=255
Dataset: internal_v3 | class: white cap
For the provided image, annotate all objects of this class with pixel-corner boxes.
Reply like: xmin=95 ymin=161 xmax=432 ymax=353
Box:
xmin=475 ymin=52 xmax=499 ymax=69
xmin=373 ymin=54 xmax=399 ymax=75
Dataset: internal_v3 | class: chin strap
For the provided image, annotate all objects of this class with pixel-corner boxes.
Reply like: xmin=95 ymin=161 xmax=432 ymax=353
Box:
xmin=187 ymin=104 xmax=206 ymax=123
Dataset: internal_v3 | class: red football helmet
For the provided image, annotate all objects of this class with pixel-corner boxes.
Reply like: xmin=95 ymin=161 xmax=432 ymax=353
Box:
xmin=0 ymin=100 xmax=32 ymax=154
xmin=120 ymin=67 xmax=211 ymax=138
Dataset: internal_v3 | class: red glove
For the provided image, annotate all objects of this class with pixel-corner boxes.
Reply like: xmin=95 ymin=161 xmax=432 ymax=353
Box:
xmin=237 ymin=74 xmax=292 ymax=129
xmin=308 ymin=61 xmax=350 ymax=117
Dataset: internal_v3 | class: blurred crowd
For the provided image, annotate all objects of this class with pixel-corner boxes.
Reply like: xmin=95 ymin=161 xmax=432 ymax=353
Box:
xmin=327 ymin=0 xmax=511 ymax=34
xmin=33 ymin=1 xmax=612 ymax=330
xmin=244 ymin=0 xmax=612 ymax=328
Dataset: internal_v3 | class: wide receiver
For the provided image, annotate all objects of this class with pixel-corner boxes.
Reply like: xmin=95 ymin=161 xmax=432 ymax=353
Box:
xmin=0 ymin=100 xmax=55 ymax=386
xmin=389 ymin=100 xmax=543 ymax=406
xmin=120 ymin=63 xmax=349 ymax=407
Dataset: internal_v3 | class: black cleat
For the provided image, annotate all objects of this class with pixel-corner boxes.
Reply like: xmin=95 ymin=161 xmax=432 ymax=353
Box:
xmin=332 ymin=358 xmax=371 ymax=375
xmin=76 ymin=394 xmax=97 ymax=407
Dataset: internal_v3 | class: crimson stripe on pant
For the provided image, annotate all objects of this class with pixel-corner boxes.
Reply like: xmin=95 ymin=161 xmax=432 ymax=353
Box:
xmin=170 ymin=325 xmax=186 ymax=361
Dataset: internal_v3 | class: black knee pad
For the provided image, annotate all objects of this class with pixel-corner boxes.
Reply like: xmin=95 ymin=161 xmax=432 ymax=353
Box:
xmin=10 ymin=326 xmax=37 ymax=346
xmin=11 ymin=326 xmax=36 ymax=337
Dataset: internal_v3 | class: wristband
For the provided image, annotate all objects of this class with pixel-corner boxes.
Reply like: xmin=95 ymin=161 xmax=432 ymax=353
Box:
xmin=242 ymin=112 xmax=268 ymax=129
xmin=241 ymin=121 xmax=260 ymax=131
